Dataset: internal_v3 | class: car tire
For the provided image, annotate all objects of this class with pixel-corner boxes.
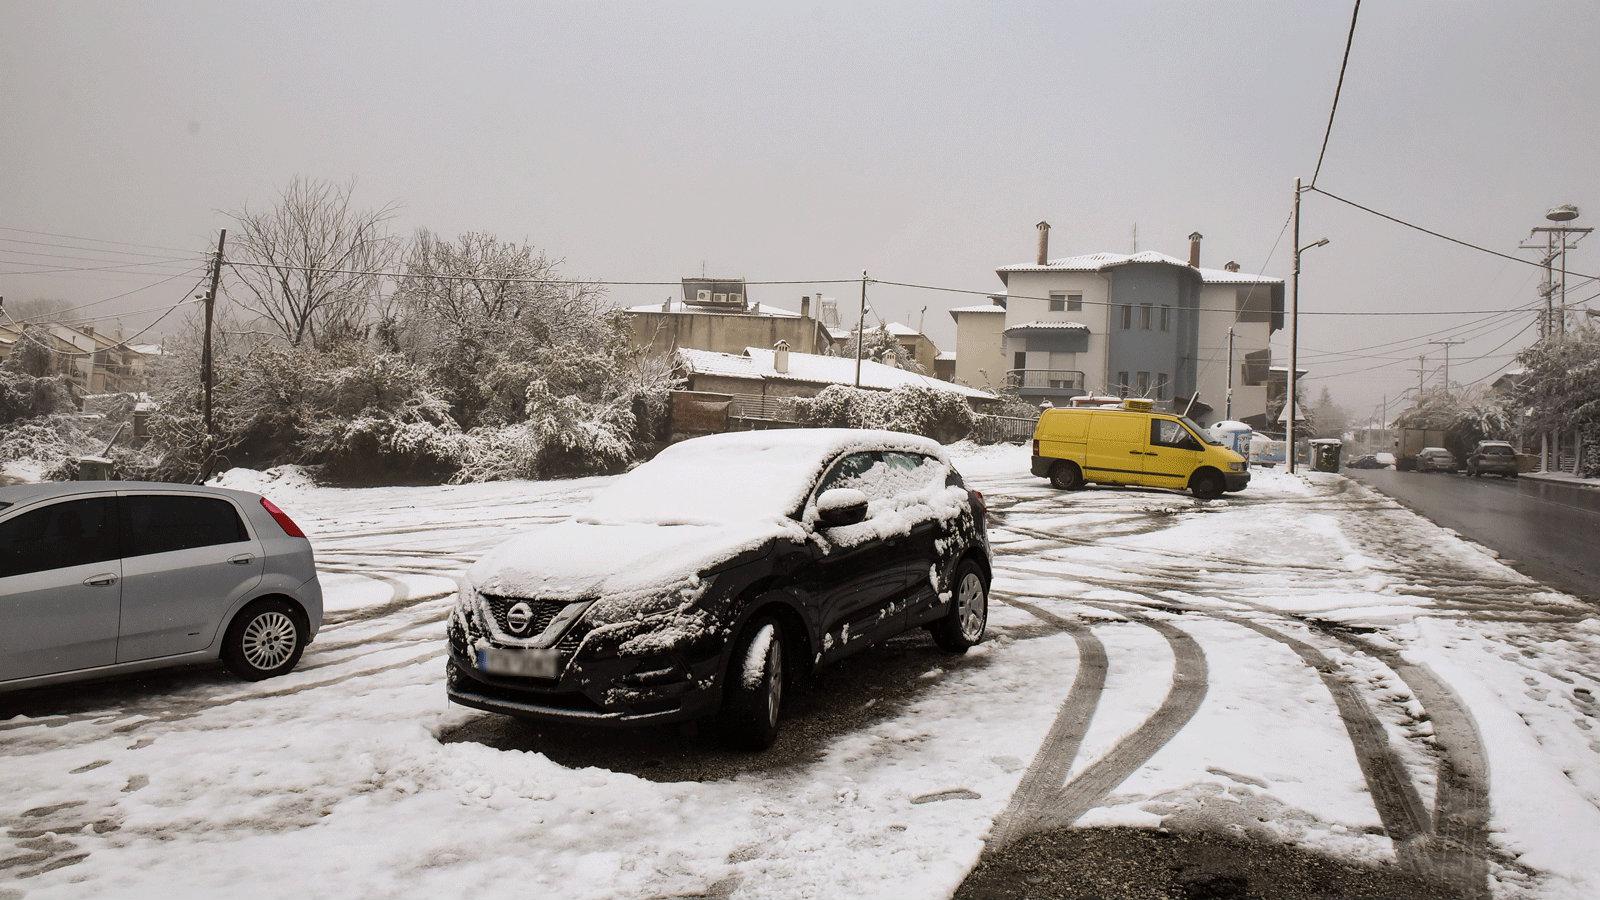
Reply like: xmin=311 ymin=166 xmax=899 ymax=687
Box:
xmin=1190 ymin=470 xmax=1224 ymax=500
xmin=221 ymin=598 xmax=307 ymax=681
xmin=1049 ymin=460 xmax=1084 ymax=490
xmin=931 ymin=560 xmax=988 ymax=653
xmin=719 ymin=616 xmax=785 ymax=751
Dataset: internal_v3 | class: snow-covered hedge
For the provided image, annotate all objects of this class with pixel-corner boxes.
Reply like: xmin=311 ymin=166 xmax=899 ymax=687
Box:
xmin=783 ymin=384 xmax=976 ymax=444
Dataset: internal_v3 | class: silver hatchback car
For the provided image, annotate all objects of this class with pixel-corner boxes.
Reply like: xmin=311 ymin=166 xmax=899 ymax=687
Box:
xmin=0 ymin=481 xmax=323 ymax=693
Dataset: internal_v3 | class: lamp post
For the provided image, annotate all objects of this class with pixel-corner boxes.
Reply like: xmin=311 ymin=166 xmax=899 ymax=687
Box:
xmin=1286 ymin=176 xmax=1330 ymax=474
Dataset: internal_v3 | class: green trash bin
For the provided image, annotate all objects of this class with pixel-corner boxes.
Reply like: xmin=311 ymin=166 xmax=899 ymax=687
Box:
xmin=1310 ymin=439 xmax=1342 ymax=473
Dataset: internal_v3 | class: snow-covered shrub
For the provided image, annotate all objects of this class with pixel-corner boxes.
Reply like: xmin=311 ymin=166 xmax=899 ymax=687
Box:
xmin=298 ymin=351 xmax=464 ymax=482
xmin=0 ymin=369 xmax=75 ymax=425
xmin=784 ymin=384 xmax=974 ymax=444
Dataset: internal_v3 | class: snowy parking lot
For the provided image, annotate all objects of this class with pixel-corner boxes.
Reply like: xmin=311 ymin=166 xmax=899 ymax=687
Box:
xmin=4 ymin=445 xmax=1600 ymax=899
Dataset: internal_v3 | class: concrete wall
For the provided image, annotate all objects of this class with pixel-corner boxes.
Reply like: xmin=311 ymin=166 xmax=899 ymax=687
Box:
xmin=629 ymin=310 xmax=826 ymax=358
xmin=1194 ymin=283 xmax=1276 ymax=424
xmin=994 ymin=270 xmax=1110 ymax=392
xmin=951 ymin=311 xmax=1008 ymax=391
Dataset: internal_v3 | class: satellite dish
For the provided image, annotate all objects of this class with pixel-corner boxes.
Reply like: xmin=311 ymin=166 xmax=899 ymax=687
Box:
xmin=1546 ymin=204 xmax=1580 ymax=222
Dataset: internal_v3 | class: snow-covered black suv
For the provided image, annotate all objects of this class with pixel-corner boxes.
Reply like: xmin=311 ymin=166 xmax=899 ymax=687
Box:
xmin=446 ymin=429 xmax=991 ymax=749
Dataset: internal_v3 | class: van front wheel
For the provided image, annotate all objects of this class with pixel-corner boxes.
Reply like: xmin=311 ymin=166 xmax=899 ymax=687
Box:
xmin=1049 ymin=461 xmax=1084 ymax=490
xmin=1190 ymin=470 xmax=1224 ymax=500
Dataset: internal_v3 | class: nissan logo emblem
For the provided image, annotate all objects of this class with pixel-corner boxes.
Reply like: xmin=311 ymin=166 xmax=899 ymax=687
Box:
xmin=505 ymin=602 xmax=534 ymax=635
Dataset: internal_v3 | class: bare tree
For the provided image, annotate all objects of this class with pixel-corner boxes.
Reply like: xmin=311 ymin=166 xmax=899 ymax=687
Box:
xmin=227 ymin=177 xmax=397 ymax=348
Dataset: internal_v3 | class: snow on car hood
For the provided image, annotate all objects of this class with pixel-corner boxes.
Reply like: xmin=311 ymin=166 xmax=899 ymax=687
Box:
xmin=467 ymin=517 xmax=801 ymax=604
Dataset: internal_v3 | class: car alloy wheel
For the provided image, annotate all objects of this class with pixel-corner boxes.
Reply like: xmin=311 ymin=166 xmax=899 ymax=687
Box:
xmin=242 ymin=611 xmax=298 ymax=670
xmin=765 ymin=637 xmax=783 ymax=727
xmin=958 ymin=572 xmax=987 ymax=642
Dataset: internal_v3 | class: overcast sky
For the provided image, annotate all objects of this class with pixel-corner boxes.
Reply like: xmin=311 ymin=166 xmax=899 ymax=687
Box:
xmin=3 ymin=1 xmax=1596 ymax=419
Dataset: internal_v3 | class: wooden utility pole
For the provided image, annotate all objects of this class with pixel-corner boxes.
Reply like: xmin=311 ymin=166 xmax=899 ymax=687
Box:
xmin=200 ymin=228 xmax=226 ymax=479
xmin=1224 ymin=325 xmax=1235 ymax=420
xmin=854 ymin=270 xmax=868 ymax=388
xmin=1287 ymin=177 xmax=1301 ymax=474
xmin=1415 ymin=355 xmax=1426 ymax=396
xmin=1428 ymin=339 xmax=1463 ymax=395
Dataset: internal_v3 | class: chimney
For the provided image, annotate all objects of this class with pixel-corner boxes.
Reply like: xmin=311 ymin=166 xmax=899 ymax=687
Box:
xmin=800 ymin=295 xmax=811 ymax=319
xmin=1035 ymin=221 xmax=1051 ymax=265
xmin=773 ymin=339 xmax=790 ymax=374
xmin=1188 ymin=232 xmax=1203 ymax=268
xmin=1224 ymin=260 xmax=1241 ymax=272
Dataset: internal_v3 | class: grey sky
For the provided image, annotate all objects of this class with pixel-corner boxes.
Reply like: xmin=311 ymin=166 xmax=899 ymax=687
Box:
xmin=3 ymin=1 xmax=1596 ymax=420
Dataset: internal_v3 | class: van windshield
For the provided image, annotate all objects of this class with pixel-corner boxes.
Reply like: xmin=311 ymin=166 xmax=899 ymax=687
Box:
xmin=1179 ymin=416 xmax=1221 ymax=445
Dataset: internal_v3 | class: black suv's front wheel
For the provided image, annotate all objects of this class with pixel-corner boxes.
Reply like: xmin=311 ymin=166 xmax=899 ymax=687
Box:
xmin=719 ymin=616 xmax=784 ymax=751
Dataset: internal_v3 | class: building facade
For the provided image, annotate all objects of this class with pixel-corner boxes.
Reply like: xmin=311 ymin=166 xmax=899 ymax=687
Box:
xmin=952 ymin=226 xmax=1285 ymax=426
xmin=625 ymin=277 xmax=833 ymax=358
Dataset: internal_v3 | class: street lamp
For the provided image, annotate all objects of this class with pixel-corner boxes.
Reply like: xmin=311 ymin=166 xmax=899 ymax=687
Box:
xmin=1286 ymin=174 xmax=1330 ymax=474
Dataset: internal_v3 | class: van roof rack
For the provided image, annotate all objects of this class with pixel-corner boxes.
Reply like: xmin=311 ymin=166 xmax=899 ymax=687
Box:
xmin=1121 ymin=398 xmax=1154 ymax=411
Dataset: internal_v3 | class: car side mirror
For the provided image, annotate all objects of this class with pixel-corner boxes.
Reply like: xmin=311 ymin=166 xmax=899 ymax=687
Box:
xmin=816 ymin=488 xmax=869 ymax=528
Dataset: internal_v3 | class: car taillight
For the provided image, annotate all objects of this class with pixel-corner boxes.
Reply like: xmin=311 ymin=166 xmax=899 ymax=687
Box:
xmin=260 ymin=497 xmax=306 ymax=538
xmin=1032 ymin=439 xmax=1039 ymax=456
xmin=970 ymin=489 xmax=986 ymax=514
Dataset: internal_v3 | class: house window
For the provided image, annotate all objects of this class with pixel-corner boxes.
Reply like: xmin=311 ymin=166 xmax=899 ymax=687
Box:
xmin=1155 ymin=373 xmax=1170 ymax=400
xmin=1136 ymin=371 xmax=1150 ymax=395
xmin=1117 ymin=371 xmax=1130 ymax=396
xmin=1067 ymin=293 xmax=1083 ymax=311
xmin=1120 ymin=305 xmax=1132 ymax=330
xmin=1159 ymin=306 xmax=1170 ymax=332
xmin=1140 ymin=304 xmax=1153 ymax=330
xmin=1013 ymin=351 xmax=1026 ymax=372
xmin=1049 ymin=293 xmax=1066 ymax=312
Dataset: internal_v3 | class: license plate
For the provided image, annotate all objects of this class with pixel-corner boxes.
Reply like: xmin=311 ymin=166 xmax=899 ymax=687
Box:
xmin=477 ymin=647 xmax=561 ymax=678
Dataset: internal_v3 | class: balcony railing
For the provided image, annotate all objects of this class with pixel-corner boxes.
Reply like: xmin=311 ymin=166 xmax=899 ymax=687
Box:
xmin=1006 ymin=369 xmax=1086 ymax=393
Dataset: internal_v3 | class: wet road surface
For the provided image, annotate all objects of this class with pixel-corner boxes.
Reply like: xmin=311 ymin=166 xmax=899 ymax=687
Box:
xmin=1346 ymin=469 xmax=1600 ymax=603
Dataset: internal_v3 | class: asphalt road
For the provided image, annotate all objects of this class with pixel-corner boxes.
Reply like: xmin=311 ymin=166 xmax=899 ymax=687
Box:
xmin=1346 ymin=469 xmax=1600 ymax=603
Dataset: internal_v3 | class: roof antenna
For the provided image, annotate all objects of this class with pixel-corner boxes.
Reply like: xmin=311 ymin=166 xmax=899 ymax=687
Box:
xmin=1131 ymin=222 xmax=1139 ymax=253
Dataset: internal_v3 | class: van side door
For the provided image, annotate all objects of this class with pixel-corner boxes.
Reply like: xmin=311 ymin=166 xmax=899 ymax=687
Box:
xmin=1084 ymin=412 xmax=1148 ymax=486
xmin=0 ymin=495 xmax=122 ymax=681
xmin=1146 ymin=417 xmax=1206 ymax=489
xmin=116 ymin=492 xmax=264 ymax=662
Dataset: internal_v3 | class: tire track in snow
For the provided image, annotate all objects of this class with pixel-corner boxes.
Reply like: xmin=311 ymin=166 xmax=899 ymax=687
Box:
xmin=986 ymin=596 xmax=1108 ymax=849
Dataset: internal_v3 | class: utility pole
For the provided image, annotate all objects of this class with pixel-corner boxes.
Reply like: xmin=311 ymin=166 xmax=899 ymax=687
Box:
xmin=1428 ymin=339 xmax=1463 ymax=395
xmin=1415 ymin=354 xmax=1427 ymax=396
xmin=1287 ymin=177 xmax=1301 ymax=474
xmin=200 ymin=228 xmax=227 ymax=480
xmin=854 ymin=270 xmax=868 ymax=388
xmin=1224 ymin=324 xmax=1235 ymax=420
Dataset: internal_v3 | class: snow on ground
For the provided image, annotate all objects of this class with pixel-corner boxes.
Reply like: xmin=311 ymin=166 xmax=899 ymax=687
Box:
xmin=3 ymin=444 xmax=1599 ymax=898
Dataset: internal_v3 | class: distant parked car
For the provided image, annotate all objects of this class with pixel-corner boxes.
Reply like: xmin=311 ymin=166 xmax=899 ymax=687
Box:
xmin=447 ymin=429 xmax=992 ymax=750
xmin=1466 ymin=441 xmax=1519 ymax=478
xmin=1346 ymin=454 xmax=1384 ymax=470
xmin=1415 ymin=447 xmax=1458 ymax=472
xmin=0 ymin=482 xmax=322 ymax=694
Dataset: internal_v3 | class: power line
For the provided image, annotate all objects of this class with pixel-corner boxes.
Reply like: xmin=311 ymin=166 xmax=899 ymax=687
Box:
xmin=1292 ymin=271 xmax=1538 ymax=360
xmin=221 ymin=259 xmax=861 ymax=287
xmin=1 ymin=274 xmax=209 ymax=358
xmin=0 ymin=236 xmax=208 ymax=262
xmin=1308 ymin=185 xmax=1598 ymax=280
xmin=0 ymin=258 xmax=205 ymax=276
xmin=3 ymin=266 xmax=207 ymax=325
xmin=0 ymin=224 xmax=203 ymax=255
xmin=1311 ymin=0 xmax=1362 ymax=186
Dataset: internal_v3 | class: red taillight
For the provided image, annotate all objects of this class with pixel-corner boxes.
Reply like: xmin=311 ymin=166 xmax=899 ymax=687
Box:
xmin=260 ymin=497 xmax=306 ymax=538
xmin=1032 ymin=439 xmax=1040 ymax=456
xmin=970 ymin=489 xmax=986 ymax=514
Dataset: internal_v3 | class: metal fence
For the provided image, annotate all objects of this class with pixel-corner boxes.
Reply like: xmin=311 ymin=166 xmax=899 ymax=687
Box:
xmin=972 ymin=414 xmax=1038 ymax=445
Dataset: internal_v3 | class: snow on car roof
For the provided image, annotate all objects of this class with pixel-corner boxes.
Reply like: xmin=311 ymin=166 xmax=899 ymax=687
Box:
xmin=583 ymin=428 xmax=947 ymax=526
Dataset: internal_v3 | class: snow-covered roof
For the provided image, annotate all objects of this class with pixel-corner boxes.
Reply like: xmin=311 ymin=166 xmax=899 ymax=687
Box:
xmin=948 ymin=304 xmax=1006 ymax=315
xmin=127 ymin=344 xmax=163 ymax=356
xmin=996 ymin=251 xmax=1284 ymax=286
xmin=936 ymin=350 xmax=956 ymax=361
xmin=678 ymin=347 xmax=995 ymax=400
xmin=1004 ymin=321 xmax=1089 ymax=333
xmin=625 ymin=299 xmax=805 ymax=318
xmin=882 ymin=322 xmax=920 ymax=337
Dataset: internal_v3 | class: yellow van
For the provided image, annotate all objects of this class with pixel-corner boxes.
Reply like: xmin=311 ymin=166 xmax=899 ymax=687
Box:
xmin=1030 ymin=399 xmax=1249 ymax=499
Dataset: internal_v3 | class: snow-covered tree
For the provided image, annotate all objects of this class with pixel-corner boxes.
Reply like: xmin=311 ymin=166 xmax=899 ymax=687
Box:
xmin=1309 ymin=386 xmax=1352 ymax=439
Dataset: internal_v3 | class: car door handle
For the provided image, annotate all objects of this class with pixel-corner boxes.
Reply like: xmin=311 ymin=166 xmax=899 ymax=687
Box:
xmin=83 ymin=574 xmax=118 ymax=587
xmin=228 ymin=554 xmax=255 ymax=566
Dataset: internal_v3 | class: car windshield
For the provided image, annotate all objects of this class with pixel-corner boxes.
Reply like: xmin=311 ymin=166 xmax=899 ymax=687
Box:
xmin=1483 ymin=446 xmax=1513 ymax=455
xmin=1179 ymin=416 xmax=1221 ymax=445
xmin=583 ymin=444 xmax=823 ymax=525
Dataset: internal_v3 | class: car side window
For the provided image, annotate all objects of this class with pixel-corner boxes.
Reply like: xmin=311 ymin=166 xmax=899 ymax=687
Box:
xmin=881 ymin=452 xmax=949 ymax=496
xmin=816 ymin=452 xmax=883 ymax=497
xmin=0 ymin=497 xmax=119 ymax=578
xmin=1151 ymin=419 xmax=1201 ymax=451
xmin=120 ymin=495 xmax=248 ymax=557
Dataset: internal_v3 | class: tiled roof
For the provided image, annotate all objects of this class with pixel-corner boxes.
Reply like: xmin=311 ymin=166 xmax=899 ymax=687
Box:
xmin=1004 ymin=321 xmax=1089 ymax=333
xmin=948 ymin=304 xmax=1006 ymax=314
xmin=997 ymin=251 xmax=1283 ymax=286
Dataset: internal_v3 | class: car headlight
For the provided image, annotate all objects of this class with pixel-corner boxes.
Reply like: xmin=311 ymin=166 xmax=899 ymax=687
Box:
xmin=1227 ymin=461 xmax=1247 ymax=472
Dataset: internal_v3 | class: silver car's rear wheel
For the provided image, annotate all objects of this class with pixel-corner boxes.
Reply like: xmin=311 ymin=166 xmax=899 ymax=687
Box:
xmin=222 ymin=599 xmax=307 ymax=681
